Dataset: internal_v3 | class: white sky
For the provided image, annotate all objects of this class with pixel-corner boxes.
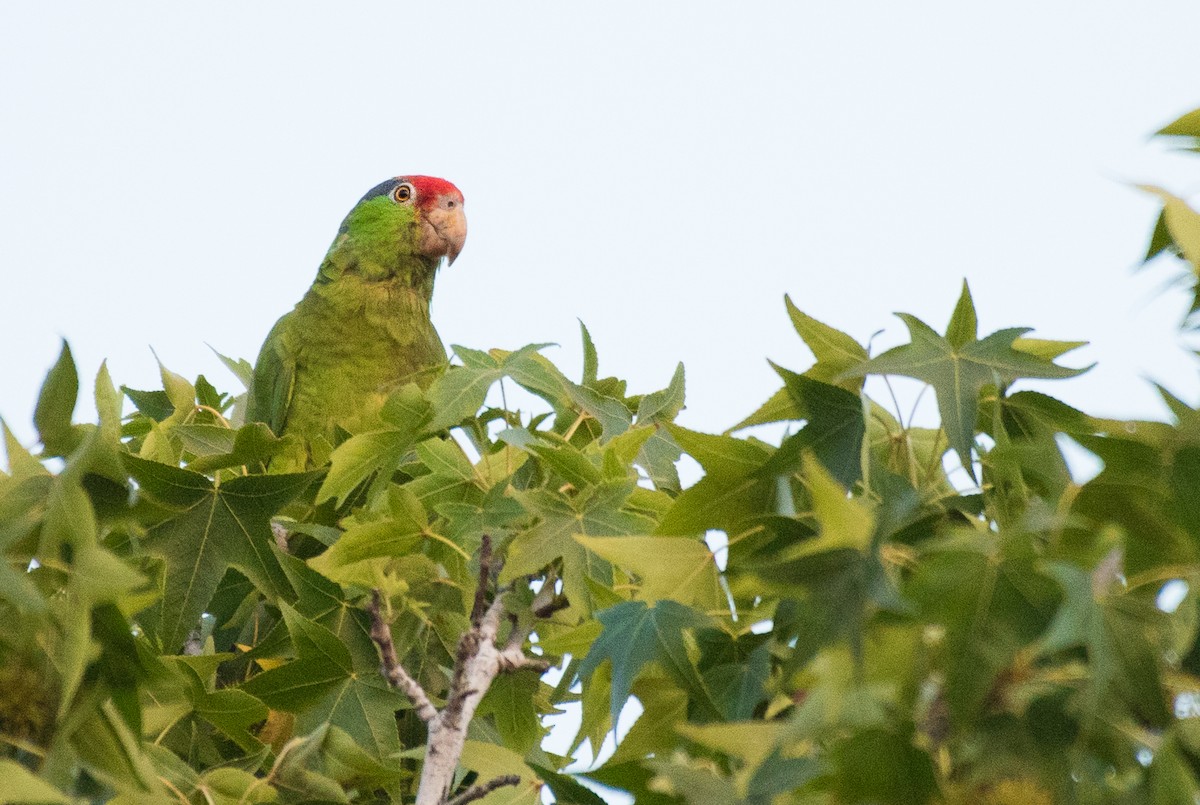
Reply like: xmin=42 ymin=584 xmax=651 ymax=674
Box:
xmin=4 ymin=3 xmax=1200 ymax=447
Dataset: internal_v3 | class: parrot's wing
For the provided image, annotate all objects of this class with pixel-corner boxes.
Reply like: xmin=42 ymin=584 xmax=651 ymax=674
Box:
xmin=245 ymin=317 xmax=296 ymax=437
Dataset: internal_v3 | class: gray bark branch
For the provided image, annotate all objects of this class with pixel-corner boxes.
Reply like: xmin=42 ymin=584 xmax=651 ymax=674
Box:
xmin=367 ymin=535 xmax=556 ymax=805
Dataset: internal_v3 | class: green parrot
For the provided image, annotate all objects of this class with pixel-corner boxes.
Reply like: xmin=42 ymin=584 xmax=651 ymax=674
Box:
xmin=245 ymin=175 xmax=466 ymax=460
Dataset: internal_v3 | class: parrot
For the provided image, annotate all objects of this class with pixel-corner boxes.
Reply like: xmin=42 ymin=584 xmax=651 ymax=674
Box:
xmin=245 ymin=175 xmax=466 ymax=461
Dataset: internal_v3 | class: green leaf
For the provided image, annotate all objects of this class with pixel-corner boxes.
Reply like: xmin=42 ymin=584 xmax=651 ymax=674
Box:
xmin=184 ymin=422 xmax=294 ymax=473
xmin=531 ymin=763 xmax=610 ymax=805
xmin=121 ymin=386 xmax=175 ymax=421
xmin=636 ymin=426 xmax=683 ymax=494
xmin=308 ymin=488 xmax=427 ymax=583
xmin=799 ymin=455 xmax=872 ymax=555
xmin=704 ymin=642 xmax=770 ymax=720
xmin=209 ymin=345 xmax=254 ymax=389
xmin=167 ymin=660 xmax=267 ymax=752
xmin=318 ymin=427 xmax=415 ymax=507
xmin=759 ymin=367 xmax=864 ymax=488
xmin=580 ymin=320 xmax=599 ymax=385
xmin=636 ymin=363 xmax=686 ymax=423
xmin=643 ymin=758 xmax=738 ymax=805
xmin=68 ymin=694 xmax=166 ymax=796
xmin=430 ymin=353 xmax=503 ymax=430
xmin=1157 ymin=108 xmax=1200 ymax=138
xmin=656 ymin=424 xmax=777 ymax=536
xmin=34 ymin=340 xmax=79 ymax=457
xmin=945 ymin=279 xmax=978 ymax=348
xmin=0 ymin=759 xmax=73 ymax=803
xmin=172 ymin=423 xmax=236 ymax=457
xmin=574 ymin=535 xmax=724 ymax=610
xmin=127 ymin=455 xmax=318 ymax=650
xmin=676 ymin=719 xmax=787 ymax=771
xmin=242 ymin=605 xmax=407 ymax=761
xmin=415 ymin=436 xmax=475 ymax=481
xmin=1139 ymin=185 xmax=1200 ymax=275
xmin=841 ymin=289 xmax=1089 ymax=480
xmin=503 ymin=349 xmax=574 ymax=408
xmin=1012 ymin=337 xmax=1089 ymax=362
xmin=567 ymin=382 xmax=632 ymax=442
xmin=457 ymin=740 xmax=542 ymax=803
xmin=728 ymin=386 xmax=801 ymax=432
xmin=784 ymin=295 xmax=869 ymax=390
xmin=1144 ymin=208 xmax=1177 ymax=263
xmin=666 ymin=423 xmax=772 ymax=478
xmin=578 ymin=599 xmax=717 ymax=724
xmin=608 ymin=672 xmax=689 ymax=765
xmin=502 ymin=481 xmax=657 ymax=618
xmin=319 ymin=724 xmax=404 ymax=789
xmin=524 ymin=434 xmax=603 ymax=488
xmin=95 ymin=361 xmax=123 ymax=442
xmin=1038 ymin=562 xmax=1171 ymax=727
xmin=476 ymin=671 xmax=545 ymax=755
xmin=657 ymin=475 xmax=773 ymax=538
xmin=2 ymin=419 xmax=47 ymax=481
xmin=830 ymin=728 xmax=938 ymax=805
xmin=202 ymin=767 xmax=278 ymax=804
xmin=907 ymin=543 xmax=1060 ymax=725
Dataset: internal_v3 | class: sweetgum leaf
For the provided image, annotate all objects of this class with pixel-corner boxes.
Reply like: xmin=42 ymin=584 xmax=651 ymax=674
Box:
xmin=842 ymin=281 xmax=1089 ymax=480
xmin=728 ymin=386 xmax=801 ymax=432
xmin=1139 ymin=185 xmax=1200 ymax=276
xmin=34 ymin=340 xmax=79 ymax=457
xmin=1038 ymin=562 xmax=1171 ymax=727
xmin=784 ymin=296 xmax=869 ymax=391
xmin=579 ymin=320 xmax=599 ymax=385
xmin=126 ymin=455 xmax=318 ymax=650
xmin=758 ymin=367 xmax=864 ymax=488
xmin=578 ymin=599 xmax=717 ymax=725
xmin=907 ymin=542 xmax=1060 ymax=726
xmin=636 ymin=362 xmax=686 ymax=423
xmin=656 ymin=423 xmax=778 ymax=534
xmin=501 ymin=480 xmax=656 ymax=618
xmin=830 ymin=728 xmax=938 ymax=805
xmin=574 ymin=534 xmax=723 ymax=610
xmin=0 ymin=759 xmax=72 ymax=803
xmin=1158 ymin=108 xmax=1200 ymax=138
xmin=241 ymin=605 xmax=407 ymax=762
xmin=121 ymin=386 xmax=174 ymax=421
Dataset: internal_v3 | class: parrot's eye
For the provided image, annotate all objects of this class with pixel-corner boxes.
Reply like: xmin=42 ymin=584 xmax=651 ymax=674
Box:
xmin=392 ymin=183 xmax=414 ymax=203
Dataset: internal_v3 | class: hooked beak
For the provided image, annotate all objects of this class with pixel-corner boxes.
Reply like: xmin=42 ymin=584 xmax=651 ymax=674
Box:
xmin=421 ymin=202 xmax=467 ymax=266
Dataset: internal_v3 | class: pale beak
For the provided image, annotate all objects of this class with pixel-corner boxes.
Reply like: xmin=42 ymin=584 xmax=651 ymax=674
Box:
xmin=422 ymin=200 xmax=467 ymax=265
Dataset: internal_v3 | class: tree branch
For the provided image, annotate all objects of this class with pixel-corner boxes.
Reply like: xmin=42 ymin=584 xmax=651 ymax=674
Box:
xmin=367 ymin=590 xmax=439 ymax=724
xmin=444 ymin=775 xmax=521 ymax=805
xmin=368 ymin=535 xmax=557 ymax=805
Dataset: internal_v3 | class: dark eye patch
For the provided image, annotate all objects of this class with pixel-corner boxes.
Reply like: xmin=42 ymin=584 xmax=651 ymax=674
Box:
xmin=356 ymin=178 xmax=402 ymax=205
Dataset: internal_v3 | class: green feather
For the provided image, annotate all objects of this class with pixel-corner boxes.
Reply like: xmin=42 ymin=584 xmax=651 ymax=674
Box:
xmin=246 ymin=190 xmax=447 ymax=455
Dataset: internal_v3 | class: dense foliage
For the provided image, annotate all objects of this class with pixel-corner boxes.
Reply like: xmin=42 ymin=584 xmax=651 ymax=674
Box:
xmin=7 ymin=109 xmax=1200 ymax=804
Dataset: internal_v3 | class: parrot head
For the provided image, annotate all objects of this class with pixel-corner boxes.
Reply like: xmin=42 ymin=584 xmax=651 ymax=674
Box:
xmin=331 ymin=175 xmax=467 ymax=281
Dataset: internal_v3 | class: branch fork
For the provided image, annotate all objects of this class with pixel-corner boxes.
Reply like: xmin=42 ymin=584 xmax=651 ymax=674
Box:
xmin=367 ymin=535 xmax=563 ymax=805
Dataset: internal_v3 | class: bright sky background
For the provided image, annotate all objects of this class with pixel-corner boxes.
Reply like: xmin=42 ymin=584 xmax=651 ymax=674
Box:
xmin=5 ymin=3 xmax=1200 ymax=800
xmin=4 ymin=3 xmax=1200 ymax=448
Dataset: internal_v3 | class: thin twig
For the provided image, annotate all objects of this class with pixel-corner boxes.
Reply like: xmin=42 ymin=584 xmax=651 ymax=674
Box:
xmin=367 ymin=590 xmax=439 ymax=723
xmin=532 ymin=594 xmax=570 ymax=620
xmin=270 ymin=521 xmax=290 ymax=552
xmin=470 ymin=535 xmax=493 ymax=626
xmin=445 ymin=775 xmax=522 ymax=805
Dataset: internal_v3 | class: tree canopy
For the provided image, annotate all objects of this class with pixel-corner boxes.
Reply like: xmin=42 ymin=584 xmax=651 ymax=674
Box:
xmin=6 ymin=109 xmax=1200 ymax=804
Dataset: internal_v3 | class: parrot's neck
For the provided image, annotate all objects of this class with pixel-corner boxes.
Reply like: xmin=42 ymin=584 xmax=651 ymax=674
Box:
xmin=317 ymin=239 xmax=440 ymax=304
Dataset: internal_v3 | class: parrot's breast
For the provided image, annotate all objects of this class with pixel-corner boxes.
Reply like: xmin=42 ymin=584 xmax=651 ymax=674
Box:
xmin=284 ymin=277 xmax=445 ymax=440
